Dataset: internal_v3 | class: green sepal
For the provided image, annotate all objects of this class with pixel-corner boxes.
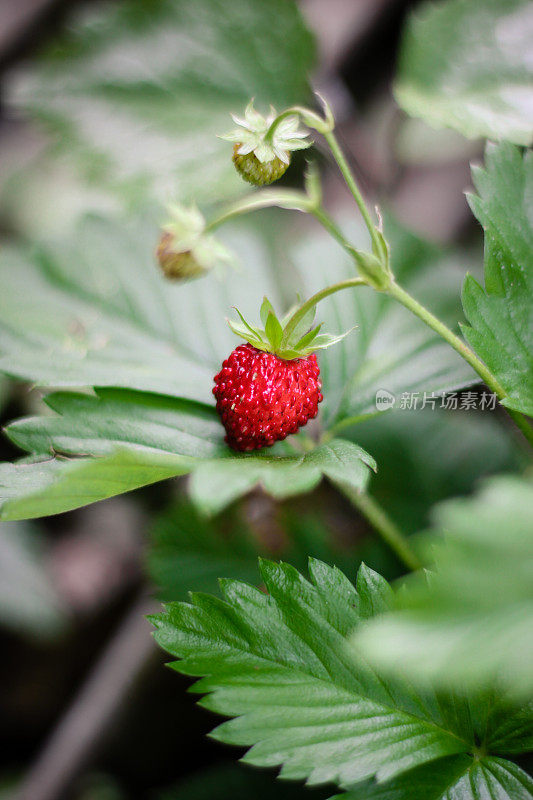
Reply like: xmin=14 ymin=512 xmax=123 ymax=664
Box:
xmin=265 ymin=312 xmax=283 ymax=351
xmin=294 ymin=323 xmax=322 ymax=352
xmin=260 ymin=296 xmax=277 ymax=327
xmin=227 ymin=297 xmax=354 ymax=360
xmin=350 ymin=246 xmax=391 ymax=291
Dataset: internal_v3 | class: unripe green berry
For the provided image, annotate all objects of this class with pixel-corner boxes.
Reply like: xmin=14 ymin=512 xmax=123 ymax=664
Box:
xmin=156 ymin=231 xmax=207 ymax=280
xmin=232 ymin=144 xmax=288 ymax=186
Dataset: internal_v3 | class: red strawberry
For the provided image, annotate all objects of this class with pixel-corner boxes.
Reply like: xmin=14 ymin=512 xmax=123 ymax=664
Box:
xmin=213 ymin=343 xmax=323 ymax=451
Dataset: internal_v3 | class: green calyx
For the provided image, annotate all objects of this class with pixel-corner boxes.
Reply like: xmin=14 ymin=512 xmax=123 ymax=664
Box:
xmin=228 ymin=296 xmax=354 ymax=360
xmin=221 ymin=101 xmax=311 ymax=166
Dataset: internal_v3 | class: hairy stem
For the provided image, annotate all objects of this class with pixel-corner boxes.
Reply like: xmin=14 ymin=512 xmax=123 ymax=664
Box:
xmin=205 ymin=189 xmax=311 ymax=231
xmin=323 ymin=130 xmax=382 ymax=255
xmin=341 ymin=486 xmax=422 ymax=572
xmin=264 ymin=102 xmax=332 ymax=143
xmin=264 ymin=109 xmax=301 ymax=143
xmin=281 ymin=277 xmax=367 ymax=348
xmin=388 ymin=281 xmax=533 ymax=447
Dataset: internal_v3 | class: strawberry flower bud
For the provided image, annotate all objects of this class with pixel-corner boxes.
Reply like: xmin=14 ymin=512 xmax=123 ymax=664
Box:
xmin=221 ymin=101 xmax=311 ymax=186
xmin=156 ymin=204 xmax=235 ymax=281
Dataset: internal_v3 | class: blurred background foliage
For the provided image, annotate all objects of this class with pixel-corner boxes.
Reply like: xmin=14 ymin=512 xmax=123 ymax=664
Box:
xmin=0 ymin=0 xmax=530 ymax=798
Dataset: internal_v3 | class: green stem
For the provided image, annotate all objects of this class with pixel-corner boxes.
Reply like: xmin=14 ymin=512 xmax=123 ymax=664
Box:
xmin=323 ymin=130 xmax=382 ymax=255
xmin=264 ymin=103 xmax=332 ymax=143
xmin=205 ymin=190 xmax=311 ymax=231
xmin=388 ymin=281 xmax=533 ymax=447
xmin=264 ymin=109 xmax=299 ymax=143
xmin=281 ymin=277 xmax=367 ymax=348
xmin=310 ymin=206 xmax=359 ymax=259
xmin=341 ymin=487 xmax=422 ymax=572
xmin=206 ymin=188 xmax=366 ymax=279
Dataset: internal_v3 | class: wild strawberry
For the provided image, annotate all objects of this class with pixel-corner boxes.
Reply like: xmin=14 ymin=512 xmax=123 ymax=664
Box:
xmin=213 ymin=343 xmax=322 ymax=451
xmin=213 ymin=297 xmax=353 ymax=451
xmin=221 ymin=101 xmax=311 ymax=186
xmin=156 ymin=203 xmax=235 ymax=281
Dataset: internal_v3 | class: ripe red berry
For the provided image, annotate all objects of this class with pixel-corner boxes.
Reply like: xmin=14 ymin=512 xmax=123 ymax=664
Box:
xmin=213 ymin=343 xmax=323 ymax=452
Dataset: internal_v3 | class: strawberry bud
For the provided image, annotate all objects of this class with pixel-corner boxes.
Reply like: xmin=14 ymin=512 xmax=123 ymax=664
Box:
xmin=221 ymin=101 xmax=311 ymax=186
xmin=155 ymin=203 xmax=235 ymax=282
xmin=156 ymin=232 xmax=207 ymax=280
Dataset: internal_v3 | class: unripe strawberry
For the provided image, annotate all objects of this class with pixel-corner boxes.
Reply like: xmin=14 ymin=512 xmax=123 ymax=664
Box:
xmin=221 ymin=101 xmax=311 ymax=186
xmin=213 ymin=343 xmax=322 ymax=451
xmin=156 ymin=231 xmax=206 ymax=280
xmin=155 ymin=203 xmax=235 ymax=282
xmin=232 ymin=144 xmax=288 ymax=186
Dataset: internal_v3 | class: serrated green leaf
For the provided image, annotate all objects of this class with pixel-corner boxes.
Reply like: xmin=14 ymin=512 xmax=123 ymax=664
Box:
xmin=7 ymin=390 xmax=225 ymax=460
xmin=151 ymin=559 xmax=504 ymax=789
xmin=462 ymin=143 xmax=533 ymax=416
xmin=292 ymin=216 xmax=477 ymax=426
xmin=4 ymin=0 xmax=314 ymax=213
xmin=395 ymin=0 xmax=533 ymax=145
xmin=0 ymin=389 xmax=374 ymax=519
xmin=355 ymin=475 xmax=533 ymax=700
xmin=332 ymin=755 xmax=533 ymax=800
xmin=0 ymin=449 xmax=189 ymax=520
xmin=188 ymin=439 xmax=376 ymax=516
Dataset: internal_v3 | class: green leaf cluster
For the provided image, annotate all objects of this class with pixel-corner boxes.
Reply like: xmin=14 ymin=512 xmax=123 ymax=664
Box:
xmin=229 ymin=297 xmax=353 ymax=360
xmin=152 ymin=557 xmax=533 ymax=799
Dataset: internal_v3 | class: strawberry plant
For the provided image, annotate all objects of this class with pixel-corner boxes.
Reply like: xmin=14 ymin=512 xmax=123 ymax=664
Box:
xmin=0 ymin=0 xmax=532 ymax=797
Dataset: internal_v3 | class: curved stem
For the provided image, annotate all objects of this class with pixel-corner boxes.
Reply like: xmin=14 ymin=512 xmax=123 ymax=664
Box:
xmin=388 ymin=281 xmax=533 ymax=447
xmin=310 ymin=206 xmax=359 ymax=258
xmin=264 ymin=104 xmax=331 ymax=143
xmin=205 ymin=189 xmax=311 ymax=231
xmin=323 ymin=130 xmax=382 ymax=256
xmin=206 ymin=189 xmax=367 ymax=275
xmin=281 ymin=277 xmax=367 ymax=348
xmin=264 ymin=109 xmax=300 ymax=143
xmin=340 ymin=486 xmax=422 ymax=572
